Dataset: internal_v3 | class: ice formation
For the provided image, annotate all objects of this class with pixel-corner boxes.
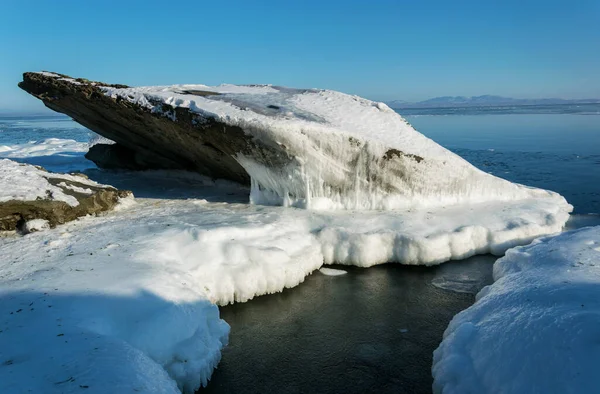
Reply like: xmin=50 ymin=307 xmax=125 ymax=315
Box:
xmin=433 ymin=226 xmax=600 ymax=393
xmin=97 ymin=77 xmax=568 ymax=211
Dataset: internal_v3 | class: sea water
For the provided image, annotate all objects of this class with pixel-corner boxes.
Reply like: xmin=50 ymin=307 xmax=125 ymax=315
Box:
xmin=406 ymin=112 xmax=600 ymax=214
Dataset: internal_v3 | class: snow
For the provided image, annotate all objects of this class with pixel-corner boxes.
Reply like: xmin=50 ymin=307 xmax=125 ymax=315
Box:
xmin=39 ymin=71 xmax=61 ymax=78
xmin=97 ymin=78 xmax=571 ymax=212
xmin=21 ymin=218 xmax=50 ymax=234
xmin=0 ymin=159 xmax=111 ymax=207
xmin=0 ymin=202 xmax=232 ymax=393
xmin=57 ymin=181 xmax=94 ymax=195
xmin=432 ymin=226 xmax=600 ymax=394
xmin=0 ymin=166 xmax=573 ymax=393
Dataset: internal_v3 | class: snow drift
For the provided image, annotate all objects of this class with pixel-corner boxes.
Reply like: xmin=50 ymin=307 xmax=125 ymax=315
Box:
xmin=433 ymin=226 xmax=600 ymax=393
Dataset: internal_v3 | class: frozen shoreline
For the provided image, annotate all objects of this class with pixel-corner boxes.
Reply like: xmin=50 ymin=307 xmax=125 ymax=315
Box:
xmin=0 ymin=124 xmax=574 ymax=392
xmin=433 ymin=226 xmax=600 ymax=393
xmin=0 ymin=175 xmax=572 ymax=393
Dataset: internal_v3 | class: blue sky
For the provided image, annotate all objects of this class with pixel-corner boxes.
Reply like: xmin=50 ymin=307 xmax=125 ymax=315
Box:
xmin=1 ymin=0 xmax=599 ymax=112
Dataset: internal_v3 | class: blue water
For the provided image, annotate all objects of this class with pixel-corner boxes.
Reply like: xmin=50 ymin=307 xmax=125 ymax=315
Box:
xmin=397 ymin=103 xmax=600 ymax=116
xmin=1 ymin=108 xmax=599 ymax=214
xmin=403 ymin=113 xmax=600 ymax=214
xmin=0 ymin=115 xmax=91 ymax=145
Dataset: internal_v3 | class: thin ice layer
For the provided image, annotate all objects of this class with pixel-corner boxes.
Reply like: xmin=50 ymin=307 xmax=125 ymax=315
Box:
xmin=93 ymin=76 xmax=569 ymax=211
xmin=433 ymin=226 xmax=600 ymax=393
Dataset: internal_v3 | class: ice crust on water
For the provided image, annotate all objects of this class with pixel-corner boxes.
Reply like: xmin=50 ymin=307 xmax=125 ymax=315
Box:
xmin=0 ymin=138 xmax=94 ymax=173
xmin=0 ymin=201 xmax=233 ymax=394
xmin=0 ymin=138 xmax=89 ymax=158
xmin=433 ymin=226 xmax=600 ymax=394
xmin=99 ymin=80 xmax=566 ymax=211
xmin=319 ymin=267 xmax=348 ymax=276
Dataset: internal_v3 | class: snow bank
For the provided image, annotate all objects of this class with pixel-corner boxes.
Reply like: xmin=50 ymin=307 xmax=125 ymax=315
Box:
xmin=0 ymin=159 xmax=108 ymax=206
xmin=92 ymin=75 xmax=569 ymax=212
xmin=433 ymin=226 xmax=600 ymax=393
xmin=0 ymin=202 xmax=231 ymax=393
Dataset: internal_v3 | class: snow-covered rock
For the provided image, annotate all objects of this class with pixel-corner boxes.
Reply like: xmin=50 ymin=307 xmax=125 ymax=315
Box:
xmin=0 ymin=159 xmax=131 ymax=231
xmin=20 ymin=71 xmax=572 ymax=213
xmin=433 ymin=226 xmax=600 ymax=393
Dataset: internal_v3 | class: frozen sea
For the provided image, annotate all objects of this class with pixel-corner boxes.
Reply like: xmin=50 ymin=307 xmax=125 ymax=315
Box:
xmin=1 ymin=106 xmax=599 ymax=393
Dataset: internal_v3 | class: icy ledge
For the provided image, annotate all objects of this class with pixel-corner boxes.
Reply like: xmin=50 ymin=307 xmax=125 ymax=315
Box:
xmin=21 ymin=71 xmax=571 ymax=211
xmin=0 ymin=184 xmax=570 ymax=393
xmin=100 ymin=81 xmax=562 ymax=210
xmin=433 ymin=226 xmax=600 ymax=393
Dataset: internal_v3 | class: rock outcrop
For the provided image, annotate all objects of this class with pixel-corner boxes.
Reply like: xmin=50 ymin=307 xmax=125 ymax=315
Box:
xmin=19 ymin=72 xmax=251 ymax=184
xmin=0 ymin=159 xmax=131 ymax=231
xmin=19 ymin=71 xmax=570 ymax=211
xmin=85 ymin=143 xmax=183 ymax=171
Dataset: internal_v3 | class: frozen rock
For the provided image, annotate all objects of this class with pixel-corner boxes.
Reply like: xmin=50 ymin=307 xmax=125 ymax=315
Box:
xmin=19 ymin=71 xmax=572 ymax=212
xmin=0 ymin=159 xmax=132 ymax=231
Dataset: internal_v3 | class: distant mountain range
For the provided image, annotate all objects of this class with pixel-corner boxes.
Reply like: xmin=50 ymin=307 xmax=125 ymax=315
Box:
xmin=387 ymin=95 xmax=600 ymax=109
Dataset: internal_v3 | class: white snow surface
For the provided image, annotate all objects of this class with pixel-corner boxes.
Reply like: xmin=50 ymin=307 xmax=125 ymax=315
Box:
xmin=93 ymin=76 xmax=569 ymax=211
xmin=433 ymin=226 xmax=600 ymax=394
xmin=21 ymin=218 xmax=50 ymax=234
xmin=0 ymin=167 xmax=573 ymax=393
xmin=0 ymin=159 xmax=110 ymax=206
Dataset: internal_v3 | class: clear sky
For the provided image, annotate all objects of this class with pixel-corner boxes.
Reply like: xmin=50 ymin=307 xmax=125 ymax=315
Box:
xmin=1 ymin=0 xmax=599 ymax=112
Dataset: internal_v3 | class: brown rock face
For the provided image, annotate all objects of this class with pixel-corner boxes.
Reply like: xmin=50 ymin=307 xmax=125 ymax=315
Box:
xmin=18 ymin=72 xmax=252 ymax=184
xmin=85 ymin=143 xmax=183 ymax=171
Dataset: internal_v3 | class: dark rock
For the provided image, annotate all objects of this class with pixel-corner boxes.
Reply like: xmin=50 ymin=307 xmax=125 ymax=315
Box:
xmin=85 ymin=143 xmax=184 ymax=170
xmin=18 ymin=72 xmax=253 ymax=184
xmin=0 ymin=163 xmax=132 ymax=232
